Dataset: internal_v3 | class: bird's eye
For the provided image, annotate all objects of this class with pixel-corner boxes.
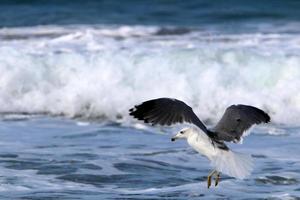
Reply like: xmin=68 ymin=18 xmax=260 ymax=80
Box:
xmin=180 ymin=131 xmax=184 ymax=134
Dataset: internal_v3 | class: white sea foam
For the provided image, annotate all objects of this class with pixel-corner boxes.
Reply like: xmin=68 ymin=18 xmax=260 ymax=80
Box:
xmin=0 ymin=25 xmax=300 ymax=125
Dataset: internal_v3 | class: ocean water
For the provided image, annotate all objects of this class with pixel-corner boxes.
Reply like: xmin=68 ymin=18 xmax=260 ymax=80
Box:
xmin=0 ymin=1 xmax=300 ymax=199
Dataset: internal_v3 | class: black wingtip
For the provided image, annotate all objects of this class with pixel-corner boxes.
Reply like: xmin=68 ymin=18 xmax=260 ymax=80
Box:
xmin=264 ymin=112 xmax=271 ymax=123
xmin=128 ymin=109 xmax=134 ymax=115
xmin=236 ymin=104 xmax=271 ymax=124
xmin=256 ymin=107 xmax=271 ymax=123
xmin=256 ymin=108 xmax=271 ymax=124
xmin=129 ymin=106 xmax=138 ymax=116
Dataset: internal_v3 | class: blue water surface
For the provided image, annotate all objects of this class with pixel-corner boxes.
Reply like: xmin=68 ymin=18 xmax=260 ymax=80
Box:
xmin=0 ymin=117 xmax=299 ymax=199
xmin=0 ymin=0 xmax=300 ymax=31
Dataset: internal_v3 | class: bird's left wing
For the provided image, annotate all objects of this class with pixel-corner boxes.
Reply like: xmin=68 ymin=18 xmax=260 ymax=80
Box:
xmin=212 ymin=104 xmax=270 ymax=142
xmin=129 ymin=98 xmax=208 ymax=133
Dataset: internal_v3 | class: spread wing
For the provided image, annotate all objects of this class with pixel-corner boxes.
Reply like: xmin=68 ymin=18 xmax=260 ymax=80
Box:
xmin=212 ymin=104 xmax=270 ymax=142
xmin=129 ymin=98 xmax=208 ymax=133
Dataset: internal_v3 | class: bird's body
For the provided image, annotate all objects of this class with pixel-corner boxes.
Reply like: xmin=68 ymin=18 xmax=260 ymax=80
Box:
xmin=186 ymin=128 xmax=216 ymax=160
xmin=129 ymin=97 xmax=270 ymax=188
xmin=174 ymin=127 xmax=253 ymax=180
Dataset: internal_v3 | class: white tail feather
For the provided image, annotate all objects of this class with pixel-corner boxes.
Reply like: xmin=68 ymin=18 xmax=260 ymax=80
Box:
xmin=211 ymin=150 xmax=254 ymax=179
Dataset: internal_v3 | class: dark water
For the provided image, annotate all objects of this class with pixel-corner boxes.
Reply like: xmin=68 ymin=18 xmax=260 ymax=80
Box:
xmin=0 ymin=0 xmax=300 ymax=30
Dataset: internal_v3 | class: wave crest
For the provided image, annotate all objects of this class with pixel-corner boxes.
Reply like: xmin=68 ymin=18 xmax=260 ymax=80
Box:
xmin=0 ymin=26 xmax=299 ymax=124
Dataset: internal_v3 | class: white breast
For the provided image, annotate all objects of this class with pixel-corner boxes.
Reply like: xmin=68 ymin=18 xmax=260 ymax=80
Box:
xmin=187 ymin=129 xmax=218 ymax=160
xmin=186 ymin=129 xmax=254 ymax=179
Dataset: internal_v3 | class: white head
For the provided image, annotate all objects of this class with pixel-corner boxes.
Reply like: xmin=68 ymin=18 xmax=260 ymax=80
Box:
xmin=171 ymin=127 xmax=194 ymax=142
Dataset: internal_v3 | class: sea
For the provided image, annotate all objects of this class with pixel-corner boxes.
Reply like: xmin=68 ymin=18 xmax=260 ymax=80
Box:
xmin=0 ymin=0 xmax=300 ymax=199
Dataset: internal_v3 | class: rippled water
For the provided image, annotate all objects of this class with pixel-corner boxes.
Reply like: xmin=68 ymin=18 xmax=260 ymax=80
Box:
xmin=0 ymin=1 xmax=299 ymax=199
xmin=0 ymin=117 xmax=299 ymax=199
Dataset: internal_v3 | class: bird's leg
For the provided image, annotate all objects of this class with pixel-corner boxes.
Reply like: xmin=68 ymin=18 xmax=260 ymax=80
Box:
xmin=207 ymin=169 xmax=217 ymax=188
xmin=214 ymin=171 xmax=221 ymax=187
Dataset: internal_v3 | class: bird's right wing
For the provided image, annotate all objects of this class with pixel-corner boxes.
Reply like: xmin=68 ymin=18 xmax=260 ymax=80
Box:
xmin=212 ymin=104 xmax=270 ymax=142
xmin=129 ymin=98 xmax=208 ymax=133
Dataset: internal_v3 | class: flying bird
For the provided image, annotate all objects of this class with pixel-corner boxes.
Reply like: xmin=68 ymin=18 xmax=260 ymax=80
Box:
xmin=129 ymin=98 xmax=270 ymax=188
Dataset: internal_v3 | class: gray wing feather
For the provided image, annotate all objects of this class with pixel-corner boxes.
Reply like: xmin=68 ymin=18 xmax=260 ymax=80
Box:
xmin=129 ymin=98 xmax=208 ymax=133
xmin=212 ymin=104 xmax=270 ymax=142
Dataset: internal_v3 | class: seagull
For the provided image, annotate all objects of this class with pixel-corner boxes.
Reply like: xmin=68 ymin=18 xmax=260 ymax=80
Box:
xmin=129 ymin=98 xmax=270 ymax=188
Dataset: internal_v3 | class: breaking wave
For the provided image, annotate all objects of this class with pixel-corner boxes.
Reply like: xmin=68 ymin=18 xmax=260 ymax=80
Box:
xmin=0 ymin=25 xmax=300 ymax=124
